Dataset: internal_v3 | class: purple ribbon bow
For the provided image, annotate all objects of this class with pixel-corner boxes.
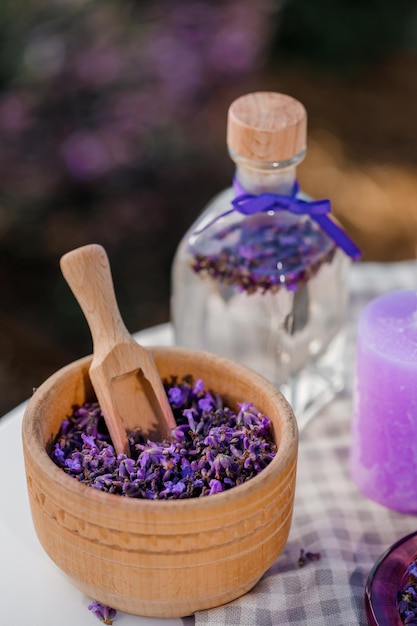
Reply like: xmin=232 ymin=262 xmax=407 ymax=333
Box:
xmin=231 ymin=177 xmax=361 ymax=260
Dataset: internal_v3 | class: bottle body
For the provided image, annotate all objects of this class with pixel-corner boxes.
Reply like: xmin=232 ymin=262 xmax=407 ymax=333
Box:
xmin=171 ymin=181 xmax=350 ymax=429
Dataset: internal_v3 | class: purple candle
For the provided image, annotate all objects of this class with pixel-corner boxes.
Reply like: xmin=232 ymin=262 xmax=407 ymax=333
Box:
xmin=350 ymin=289 xmax=417 ymax=513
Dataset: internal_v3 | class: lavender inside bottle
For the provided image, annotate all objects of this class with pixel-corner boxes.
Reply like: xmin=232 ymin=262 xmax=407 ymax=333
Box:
xmin=172 ymin=188 xmax=349 ymax=429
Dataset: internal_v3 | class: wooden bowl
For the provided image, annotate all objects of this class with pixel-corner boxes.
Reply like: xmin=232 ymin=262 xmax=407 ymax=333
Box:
xmin=22 ymin=346 xmax=298 ymax=618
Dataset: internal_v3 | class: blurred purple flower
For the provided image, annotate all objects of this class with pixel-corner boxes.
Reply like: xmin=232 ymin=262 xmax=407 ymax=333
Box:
xmin=0 ymin=93 xmax=33 ymax=134
xmin=0 ymin=0 xmax=277 ymax=215
xmin=60 ymin=131 xmax=111 ymax=181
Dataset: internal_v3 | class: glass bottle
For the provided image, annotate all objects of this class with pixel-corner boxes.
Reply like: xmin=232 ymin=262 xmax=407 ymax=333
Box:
xmin=171 ymin=92 xmax=360 ymax=429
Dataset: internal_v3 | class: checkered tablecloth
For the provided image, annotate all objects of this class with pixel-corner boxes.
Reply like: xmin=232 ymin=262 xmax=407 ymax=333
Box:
xmin=195 ymin=260 xmax=417 ymax=626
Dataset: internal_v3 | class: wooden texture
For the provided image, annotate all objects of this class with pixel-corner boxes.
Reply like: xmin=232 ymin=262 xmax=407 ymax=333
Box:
xmin=227 ymin=91 xmax=307 ymax=162
xmin=60 ymin=244 xmax=176 ymax=455
xmin=22 ymin=347 xmax=298 ymax=618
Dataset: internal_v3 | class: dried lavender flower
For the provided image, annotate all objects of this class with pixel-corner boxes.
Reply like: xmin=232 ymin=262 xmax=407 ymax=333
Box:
xmin=297 ymin=549 xmax=307 ymax=568
xmin=398 ymin=559 xmax=417 ymax=624
xmin=88 ymin=601 xmax=117 ymax=624
xmin=297 ymin=548 xmax=321 ymax=568
xmin=50 ymin=376 xmax=277 ymax=500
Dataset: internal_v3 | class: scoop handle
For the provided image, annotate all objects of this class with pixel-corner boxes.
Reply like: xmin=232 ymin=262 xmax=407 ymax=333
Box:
xmin=60 ymin=244 xmax=132 ymax=361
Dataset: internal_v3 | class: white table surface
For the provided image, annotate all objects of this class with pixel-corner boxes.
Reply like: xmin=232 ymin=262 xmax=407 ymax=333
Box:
xmin=1 ymin=260 xmax=417 ymax=626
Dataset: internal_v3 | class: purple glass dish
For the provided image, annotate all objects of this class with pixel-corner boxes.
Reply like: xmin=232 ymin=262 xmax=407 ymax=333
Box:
xmin=365 ymin=530 xmax=417 ymax=626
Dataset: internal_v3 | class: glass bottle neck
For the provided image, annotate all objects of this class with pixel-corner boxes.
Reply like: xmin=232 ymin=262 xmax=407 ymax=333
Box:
xmin=230 ymin=149 xmax=305 ymax=196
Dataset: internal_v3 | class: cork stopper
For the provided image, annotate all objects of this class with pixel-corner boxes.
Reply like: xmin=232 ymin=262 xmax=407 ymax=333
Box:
xmin=227 ymin=92 xmax=307 ymax=162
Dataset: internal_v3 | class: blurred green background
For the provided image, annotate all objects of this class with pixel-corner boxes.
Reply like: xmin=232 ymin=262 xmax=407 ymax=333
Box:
xmin=1 ymin=0 xmax=417 ymax=415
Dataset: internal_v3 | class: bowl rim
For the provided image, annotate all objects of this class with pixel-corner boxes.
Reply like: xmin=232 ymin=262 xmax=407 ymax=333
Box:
xmin=22 ymin=346 xmax=298 ymax=513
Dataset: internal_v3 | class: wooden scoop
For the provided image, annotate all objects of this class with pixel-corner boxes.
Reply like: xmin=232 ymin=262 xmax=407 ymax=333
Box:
xmin=60 ymin=243 xmax=176 ymax=456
